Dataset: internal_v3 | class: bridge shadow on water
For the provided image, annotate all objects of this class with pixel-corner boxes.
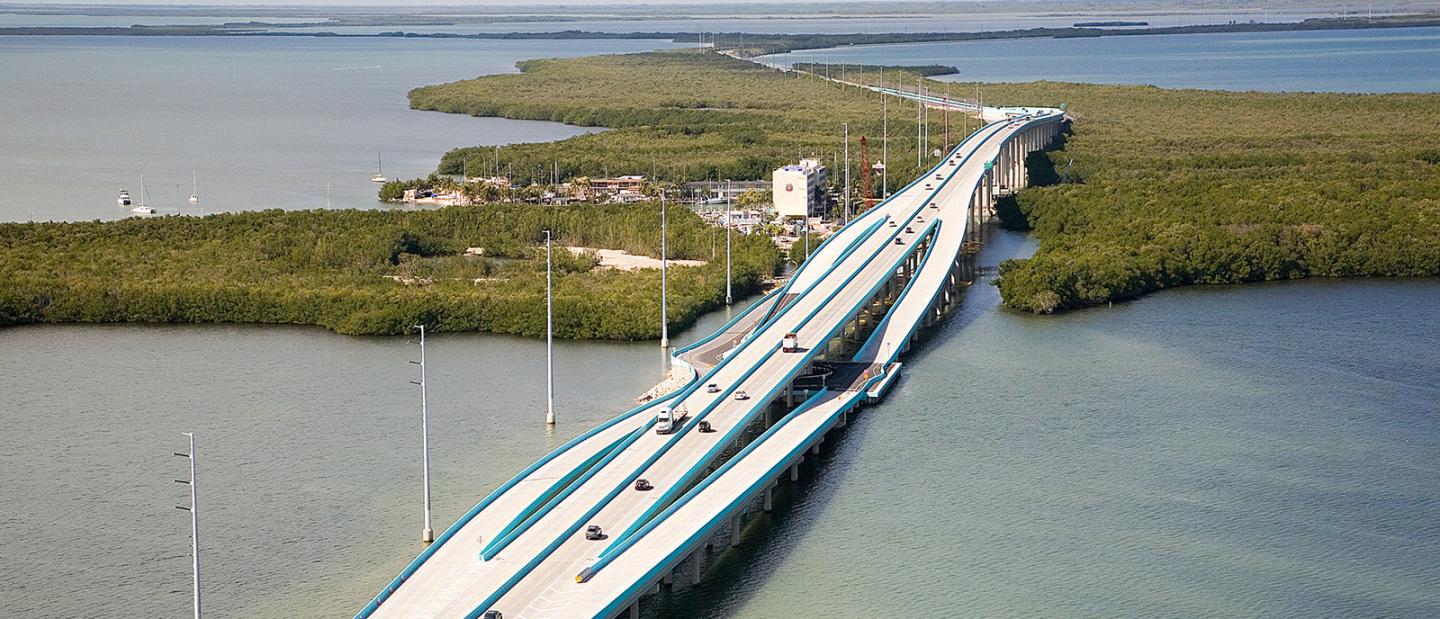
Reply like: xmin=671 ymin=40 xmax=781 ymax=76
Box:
xmin=640 ymin=228 xmax=1037 ymax=618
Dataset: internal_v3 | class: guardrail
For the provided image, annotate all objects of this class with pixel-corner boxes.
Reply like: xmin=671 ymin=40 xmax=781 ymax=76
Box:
xmin=462 ymin=213 xmax=944 ymax=617
xmin=586 ymin=354 xmax=901 ymax=616
xmin=587 ymin=116 xmax=1048 ymax=579
xmin=352 ymin=386 xmax=687 ymax=618
xmin=600 ymin=218 xmax=944 ymax=554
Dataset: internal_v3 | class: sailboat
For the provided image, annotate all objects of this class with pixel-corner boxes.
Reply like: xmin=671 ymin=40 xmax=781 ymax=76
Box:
xmin=371 ymin=150 xmax=387 ymax=183
xmin=131 ymin=175 xmax=156 ymax=214
xmin=188 ymin=170 xmax=199 ymax=204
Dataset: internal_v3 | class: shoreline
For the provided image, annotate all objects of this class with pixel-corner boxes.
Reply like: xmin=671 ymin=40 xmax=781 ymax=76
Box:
xmin=3 ymin=15 xmax=1438 ymax=55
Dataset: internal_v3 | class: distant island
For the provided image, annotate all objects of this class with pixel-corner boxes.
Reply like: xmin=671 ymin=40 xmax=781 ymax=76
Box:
xmin=3 ymin=48 xmax=1437 ymax=334
xmin=1073 ymin=21 xmax=1149 ymax=27
xmin=791 ymin=62 xmax=958 ymax=77
xmin=3 ymin=14 xmax=1439 ymax=56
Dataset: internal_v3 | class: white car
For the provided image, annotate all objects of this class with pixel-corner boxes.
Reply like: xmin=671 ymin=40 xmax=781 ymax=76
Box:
xmin=734 ymin=390 xmax=750 ymax=401
xmin=705 ymin=383 xmax=720 ymax=393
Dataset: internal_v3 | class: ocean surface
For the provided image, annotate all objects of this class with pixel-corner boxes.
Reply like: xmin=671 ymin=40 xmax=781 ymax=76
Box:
xmin=2 ymin=233 xmax=1436 ymax=617
xmin=763 ymin=26 xmax=1440 ymax=93
xmin=0 ymin=8 xmax=1362 ymax=35
xmin=664 ymin=234 xmax=1440 ymax=618
xmin=0 ymin=36 xmax=681 ymax=222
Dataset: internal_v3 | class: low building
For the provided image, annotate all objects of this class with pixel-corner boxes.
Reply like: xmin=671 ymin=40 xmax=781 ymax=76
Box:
xmin=772 ymin=158 xmax=828 ymax=219
xmin=571 ymin=175 xmax=647 ymax=202
xmin=684 ymin=180 xmax=771 ymax=205
xmin=589 ymin=175 xmax=646 ymax=194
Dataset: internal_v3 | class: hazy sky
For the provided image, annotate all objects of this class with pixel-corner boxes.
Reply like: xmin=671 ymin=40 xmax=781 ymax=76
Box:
xmin=15 ymin=0 xmax=979 ymax=5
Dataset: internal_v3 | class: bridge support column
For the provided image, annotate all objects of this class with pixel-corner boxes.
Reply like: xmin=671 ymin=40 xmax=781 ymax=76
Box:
xmin=630 ymin=602 xmax=640 ymax=619
xmin=790 ymin=462 xmax=800 ymax=481
xmin=692 ymin=550 xmax=704 ymax=584
xmin=765 ymin=405 xmax=772 ymax=428
xmin=839 ymin=409 xmax=848 ymax=428
xmin=764 ymin=485 xmax=773 ymax=512
xmin=811 ymin=441 xmax=821 ymax=456
xmin=731 ymin=517 xmax=741 ymax=547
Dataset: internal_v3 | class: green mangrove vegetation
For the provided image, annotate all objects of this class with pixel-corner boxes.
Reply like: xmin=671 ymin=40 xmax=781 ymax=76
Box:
xmin=961 ymin=82 xmax=1440 ymax=312
xmin=410 ymin=50 xmax=960 ymax=191
xmin=0 ymin=204 xmax=780 ymax=338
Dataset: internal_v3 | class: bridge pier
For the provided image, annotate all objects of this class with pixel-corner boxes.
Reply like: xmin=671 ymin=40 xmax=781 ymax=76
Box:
xmin=730 ymin=517 xmax=741 ymax=547
xmin=630 ymin=601 xmax=640 ymax=619
xmin=691 ymin=550 xmax=704 ymax=583
xmin=790 ymin=462 xmax=800 ymax=481
xmin=764 ymin=485 xmax=773 ymax=512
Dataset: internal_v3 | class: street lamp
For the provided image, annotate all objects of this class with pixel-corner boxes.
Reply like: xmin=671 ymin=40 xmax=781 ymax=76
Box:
xmin=660 ymin=191 xmax=669 ymax=349
xmin=545 ymin=230 xmax=555 ymax=425
xmin=410 ymin=325 xmax=434 ymax=542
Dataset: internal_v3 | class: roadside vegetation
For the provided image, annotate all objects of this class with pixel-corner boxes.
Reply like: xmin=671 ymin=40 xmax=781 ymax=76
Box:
xmin=962 ymin=82 xmax=1440 ymax=312
xmin=0 ymin=204 xmax=780 ymax=338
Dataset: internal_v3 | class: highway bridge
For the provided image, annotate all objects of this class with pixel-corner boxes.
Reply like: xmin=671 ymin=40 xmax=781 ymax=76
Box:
xmin=356 ymin=88 xmax=1066 ymax=619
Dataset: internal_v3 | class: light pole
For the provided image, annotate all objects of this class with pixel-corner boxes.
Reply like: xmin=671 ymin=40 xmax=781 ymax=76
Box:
xmin=173 ymin=432 xmax=200 ymax=619
xmin=410 ymin=325 xmax=434 ymax=542
xmin=725 ymin=179 xmax=733 ymax=305
xmin=544 ymin=230 xmax=555 ymax=425
xmin=660 ymin=191 xmax=669 ymax=349
xmin=917 ymin=77 xmax=922 ymax=167
xmin=882 ymin=91 xmax=889 ymax=197
xmin=842 ymin=123 xmax=850 ymax=222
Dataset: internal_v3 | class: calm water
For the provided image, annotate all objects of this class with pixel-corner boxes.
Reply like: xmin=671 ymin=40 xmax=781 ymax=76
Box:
xmin=0 ymin=8 xmax=1360 ymax=35
xmin=0 ymin=305 xmax=747 ymax=617
xmin=0 ymin=36 xmax=680 ymax=222
xmin=272 ymin=10 xmax=1355 ymax=36
xmin=2 ymin=20 xmax=1439 ymax=619
xmin=764 ymin=26 xmax=1440 ymax=93
xmin=663 ymin=232 xmax=1440 ymax=618
xmin=2 ymin=236 xmax=1436 ymax=617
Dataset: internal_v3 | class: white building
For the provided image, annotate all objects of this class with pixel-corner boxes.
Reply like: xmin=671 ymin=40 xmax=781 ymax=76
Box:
xmin=772 ymin=158 xmax=828 ymax=219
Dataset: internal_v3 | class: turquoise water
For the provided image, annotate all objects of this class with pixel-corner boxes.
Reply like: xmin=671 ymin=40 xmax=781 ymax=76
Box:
xmin=0 ymin=307 xmax=745 ymax=617
xmin=0 ymin=36 xmax=680 ymax=222
xmin=764 ymin=26 xmax=1440 ymax=93
xmin=665 ymin=233 xmax=1440 ymax=617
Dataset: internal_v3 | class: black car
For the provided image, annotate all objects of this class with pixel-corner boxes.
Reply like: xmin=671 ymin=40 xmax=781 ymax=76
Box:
xmin=635 ymin=478 xmax=653 ymax=491
xmin=483 ymin=611 xmax=503 ymax=619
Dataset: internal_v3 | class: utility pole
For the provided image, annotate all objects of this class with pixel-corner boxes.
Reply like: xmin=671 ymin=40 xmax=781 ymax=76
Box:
xmin=410 ymin=325 xmax=434 ymax=542
xmin=917 ymin=77 xmax=923 ymax=167
xmin=544 ymin=230 xmax=555 ymax=425
xmin=842 ymin=123 xmax=850 ymax=222
xmin=725 ymin=179 xmax=733 ymax=305
xmin=173 ymin=432 xmax=200 ymax=619
xmin=882 ymin=92 xmax=889 ymax=197
xmin=660 ymin=191 xmax=669 ymax=349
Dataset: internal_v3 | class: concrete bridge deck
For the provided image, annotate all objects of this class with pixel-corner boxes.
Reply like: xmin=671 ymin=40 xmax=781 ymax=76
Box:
xmin=357 ymin=87 xmax=1066 ymax=619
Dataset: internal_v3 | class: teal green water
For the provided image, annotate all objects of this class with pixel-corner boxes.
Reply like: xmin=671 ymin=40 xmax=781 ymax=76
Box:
xmin=2 ymin=232 xmax=1435 ymax=617
xmin=764 ymin=26 xmax=1440 ymax=93
xmin=2 ymin=22 xmax=1439 ymax=619
xmin=660 ymin=233 xmax=1440 ymax=617
xmin=0 ymin=36 xmax=679 ymax=222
